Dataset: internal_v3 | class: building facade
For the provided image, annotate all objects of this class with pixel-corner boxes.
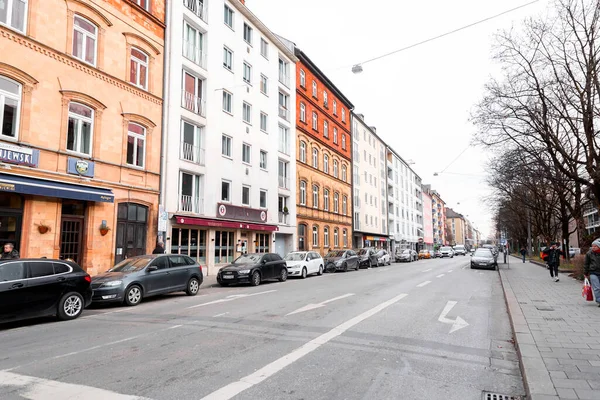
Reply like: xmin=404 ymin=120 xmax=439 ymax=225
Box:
xmin=162 ymin=0 xmax=297 ymax=275
xmin=445 ymin=208 xmax=466 ymax=245
xmin=422 ymin=189 xmax=434 ymax=250
xmin=293 ymin=47 xmax=353 ymax=255
xmin=429 ymin=188 xmax=446 ymax=246
xmin=0 ymin=0 xmax=164 ymax=275
xmin=351 ymin=113 xmax=388 ymax=249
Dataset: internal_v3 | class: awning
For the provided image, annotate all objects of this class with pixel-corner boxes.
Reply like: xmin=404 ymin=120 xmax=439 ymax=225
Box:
xmin=0 ymin=173 xmax=114 ymax=203
xmin=174 ymin=215 xmax=279 ymax=232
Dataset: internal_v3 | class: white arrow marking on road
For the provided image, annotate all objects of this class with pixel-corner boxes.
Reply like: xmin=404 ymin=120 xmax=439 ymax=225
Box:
xmin=438 ymin=301 xmax=469 ymax=333
xmin=286 ymin=293 xmax=355 ymax=316
xmin=436 ymin=274 xmax=445 ymax=278
xmin=187 ymin=290 xmax=277 ymax=309
xmin=422 ymin=268 xmax=432 ymax=272
xmin=417 ymin=281 xmax=431 ymax=287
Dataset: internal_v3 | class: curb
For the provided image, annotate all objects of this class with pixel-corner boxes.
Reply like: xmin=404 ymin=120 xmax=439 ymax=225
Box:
xmin=498 ymin=263 xmax=559 ymax=400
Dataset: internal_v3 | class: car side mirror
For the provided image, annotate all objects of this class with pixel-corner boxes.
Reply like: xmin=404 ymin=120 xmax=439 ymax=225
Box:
xmin=262 ymin=259 xmax=267 ymax=264
xmin=147 ymin=266 xmax=158 ymax=272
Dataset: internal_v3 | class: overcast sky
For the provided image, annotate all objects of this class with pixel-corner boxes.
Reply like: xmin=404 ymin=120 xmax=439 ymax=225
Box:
xmin=248 ymin=0 xmax=548 ymax=238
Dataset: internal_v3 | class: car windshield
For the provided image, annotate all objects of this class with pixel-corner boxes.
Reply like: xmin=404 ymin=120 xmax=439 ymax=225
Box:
xmin=110 ymin=257 xmax=151 ymax=272
xmin=234 ymin=254 xmax=263 ymax=264
xmin=455 ymin=246 xmax=465 ymax=250
xmin=285 ymin=253 xmax=306 ymax=261
xmin=474 ymin=249 xmax=493 ymax=257
xmin=357 ymin=249 xmax=369 ymax=255
xmin=441 ymin=247 xmax=452 ymax=251
xmin=325 ymin=251 xmax=345 ymax=258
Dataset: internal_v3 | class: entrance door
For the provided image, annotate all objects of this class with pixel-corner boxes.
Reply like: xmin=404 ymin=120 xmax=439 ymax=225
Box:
xmin=0 ymin=193 xmax=23 ymax=252
xmin=59 ymin=216 xmax=83 ymax=264
xmin=115 ymin=203 xmax=148 ymax=264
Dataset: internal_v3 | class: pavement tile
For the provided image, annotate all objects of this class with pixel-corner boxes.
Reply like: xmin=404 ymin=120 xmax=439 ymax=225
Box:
xmin=589 ymin=361 xmax=600 ymax=367
xmin=569 ymin=353 xmax=600 ymax=360
xmin=577 ymin=365 xmax=600 ymax=373
xmin=589 ymin=381 xmax=600 ymax=390
xmin=564 ymin=371 xmax=600 ymax=380
xmin=556 ymin=388 xmax=579 ymax=399
xmin=575 ymin=389 xmax=600 ymax=400
xmin=552 ymin=378 xmax=592 ymax=389
xmin=557 ymin=359 xmax=592 ymax=366
xmin=549 ymin=371 xmax=567 ymax=379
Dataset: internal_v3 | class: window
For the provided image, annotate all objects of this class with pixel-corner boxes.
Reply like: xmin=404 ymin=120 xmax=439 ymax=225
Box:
xmin=260 ymin=38 xmax=268 ymax=58
xmin=243 ymin=23 xmax=253 ymax=45
xmin=72 ymin=15 xmax=97 ymax=66
xmin=299 ymin=141 xmax=306 ymax=163
xmin=260 ymin=74 xmax=268 ymax=94
xmin=243 ymin=62 xmax=252 ymax=84
xmin=221 ymin=180 xmax=231 ymax=202
xmin=67 ymin=102 xmax=93 ymax=155
xmin=260 ymin=112 xmax=268 ymax=132
xmin=333 ymin=128 xmax=338 ymax=144
xmin=134 ymin=0 xmax=149 ymax=10
xmin=300 ymin=181 xmax=306 ymax=205
xmin=278 ymin=125 xmax=290 ymax=154
xmin=222 ymin=91 xmax=232 ymax=113
xmin=312 ymin=226 xmax=318 ymax=247
xmin=279 ymin=160 xmax=289 ymax=189
xmin=221 ymin=134 xmax=232 ymax=157
xmin=299 ymin=103 xmax=306 ymax=122
xmin=0 ymin=0 xmax=27 ymax=32
xmin=312 ymin=148 xmax=318 ymax=168
xmin=334 ymin=193 xmax=339 ymax=213
xmin=260 ymin=190 xmax=267 ymax=208
xmin=342 ymin=165 xmax=347 ymax=181
xmin=323 ymin=120 xmax=329 ymax=138
xmin=181 ymin=120 xmax=203 ymax=164
xmin=324 ymin=189 xmax=329 ymax=211
xmin=183 ymin=71 xmax=204 ymax=115
xmin=224 ymin=5 xmax=234 ymax=28
xmin=278 ymin=58 xmax=289 ymax=86
xmin=278 ymin=91 xmax=289 ymax=121
xmin=260 ymin=150 xmax=267 ymax=169
xmin=312 ymin=185 xmax=319 ymax=208
xmin=312 ymin=80 xmax=317 ymax=97
xmin=243 ymin=102 xmax=251 ymax=124
xmin=312 ymin=112 xmax=318 ymax=130
xmin=333 ymin=99 xmax=337 ymax=115
xmin=130 ymin=48 xmax=148 ymax=90
xmin=333 ymin=160 xmax=338 ymax=178
xmin=298 ymin=224 xmax=307 ymax=251
xmin=334 ymin=229 xmax=339 ymax=247
xmin=126 ymin=123 xmax=145 ymax=168
xmin=323 ymin=91 xmax=328 ymax=107
xmin=323 ymin=227 xmax=329 ymax=247
xmin=342 ymin=196 xmax=347 ymax=215
xmin=342 ymin=108 xmax=346 ymax=122
xmin=0 ymin=76 xmax=20 ymax=138
xmin=300 ymin=69 xmax=306 ymax=88
xmin=323 ymin=154 xmax=329 ymax=174
xmin=342 ymin=134 xmax=346 ymax=150
xmin=223 ymin=47 xmax=233 ymax=70
xmin=179 ymin=171 xmax=201 ymax=213
xmin=343 ymin=229 xmax=348 ymax=247
xmin=242 ymin=185 xmax=250 ymax=206
xmin=242 ymin=143 xmax=251 ymax=164
xmin=29 ymin=262 xmax=55 ymax=278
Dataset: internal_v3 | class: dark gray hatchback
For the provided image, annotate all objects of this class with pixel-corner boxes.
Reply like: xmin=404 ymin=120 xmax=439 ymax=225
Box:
xmin=92 ymin=255 xmax=203 ymax=306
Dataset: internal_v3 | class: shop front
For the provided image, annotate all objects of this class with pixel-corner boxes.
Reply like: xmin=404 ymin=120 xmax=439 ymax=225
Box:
xmin=363 ymin=235 xmax=390 ymax=250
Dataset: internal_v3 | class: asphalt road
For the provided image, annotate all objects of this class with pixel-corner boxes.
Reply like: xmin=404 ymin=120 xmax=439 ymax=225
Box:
xmin=0 ymin=256 xmax=524 ymax=400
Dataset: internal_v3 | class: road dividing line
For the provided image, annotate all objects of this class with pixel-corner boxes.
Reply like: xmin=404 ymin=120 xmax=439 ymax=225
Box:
xmin=436 ymin=274 xmax=445 ymax=278
xmin=447 ymin=270 xmax=453 ymax=273
xmin=286 ymin=293 xmax=355 ymax=316
xmin=422 ymin=268 xmax=432 ymax=272
xmin=213 ymin=312 xmax=230 ymax=318
xmin=416 ymin=281 xmax=431 ymax=287
xmin=187 ymin=290 xmax=277 ymax=309
xmin=201 ymin=293 xmax=409 ymax=400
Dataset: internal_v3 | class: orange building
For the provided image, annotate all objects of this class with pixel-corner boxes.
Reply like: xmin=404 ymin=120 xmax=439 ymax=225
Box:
xmin=293 ymin=48 xmax=354 ymax=254
xmin=0 ymin=0 xmax=164 ymax=274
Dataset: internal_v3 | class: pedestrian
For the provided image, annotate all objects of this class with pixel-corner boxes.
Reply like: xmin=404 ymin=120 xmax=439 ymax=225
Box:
xmin=152 ymin=241 xmax=165 ymax=254
xmin=1 ymin=243 xmax=19 ymax=259
xmin=584 ymin=238 xmax=600 ymax=307
xmin=543 ymin=242 xmax=565 ymax=282
xmin=520 ymin=247 xmax=526 ymax=263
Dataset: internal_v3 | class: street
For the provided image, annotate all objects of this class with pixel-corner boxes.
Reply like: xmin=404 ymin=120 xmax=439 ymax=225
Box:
xmin=0 ymin=257 xmax=524 ymax=400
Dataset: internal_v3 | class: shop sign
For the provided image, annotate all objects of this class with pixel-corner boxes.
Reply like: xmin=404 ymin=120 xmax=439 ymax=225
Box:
xmin=366 ymin=236 xmax=387 ymax=242
xmin=67 ymin=157 xmax=95 ymax=178
xmin=216 ymin=203 xmax=267 ymax=223
xmin=0 ymin=142 xmax=39 ymax=167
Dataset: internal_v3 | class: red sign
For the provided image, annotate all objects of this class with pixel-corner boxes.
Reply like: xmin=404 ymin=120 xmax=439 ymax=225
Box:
xmin=174 ymin=215 xmax=278 ymax=232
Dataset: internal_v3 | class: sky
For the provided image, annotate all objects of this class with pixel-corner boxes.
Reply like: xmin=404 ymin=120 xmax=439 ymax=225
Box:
xmin=247 ymin=0 xmax=549 ymax=238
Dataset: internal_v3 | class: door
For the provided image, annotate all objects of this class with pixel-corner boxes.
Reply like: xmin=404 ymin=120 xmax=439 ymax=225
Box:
xmin=144 ymin=256 xmax=170 ymax=295
xmin=26 ymin=261 xmax=65 ymax=315
xmin=260 ymin=254 xmax=275 ymax=279
xmin=59 ymin=217 xmax=83 ymax=265
xmin=168 ymin=255 xmax=192 ymax=290
xmin=0 ymin=193 xmax=23 ymax=253
xmin=309 ymin=252 xmax=319 ymax=274
xmin=115 ymin=203 xmax=148 ymax=264
xmin=0 ymin=261 xmax=28 ymax=321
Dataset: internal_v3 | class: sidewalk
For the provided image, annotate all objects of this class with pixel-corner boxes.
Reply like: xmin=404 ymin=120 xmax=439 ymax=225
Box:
xmin=499 ymin=257 xmax=600 ymax=400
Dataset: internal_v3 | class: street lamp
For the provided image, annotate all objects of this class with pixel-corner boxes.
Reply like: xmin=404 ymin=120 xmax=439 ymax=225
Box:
xmin=351 ymin=64 xmax=363 ymax=74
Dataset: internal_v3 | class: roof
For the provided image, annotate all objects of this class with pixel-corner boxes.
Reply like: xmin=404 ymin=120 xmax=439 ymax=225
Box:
xmin=445 ymin=208 xmax=464 ymax=219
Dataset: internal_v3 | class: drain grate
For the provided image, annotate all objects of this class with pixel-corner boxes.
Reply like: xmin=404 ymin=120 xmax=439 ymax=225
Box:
xmin=482 ymin=392 xmax=522 ymax=400
xmin=543 ymin=317 xmax=564 ymax=321
xmin=535 ymin=306 xmax=555 ymax=311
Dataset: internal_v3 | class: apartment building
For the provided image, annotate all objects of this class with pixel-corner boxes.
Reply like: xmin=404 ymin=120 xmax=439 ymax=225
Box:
xmin=0 ymin=0 xmax=164 ymax=274
xmin=351 ymin=113 xmax=388 ymax=249
xmin=430 ymin=189 xmax=447 ymax=246
xmin=422 ymin=188 xmax=434 ymax=250
xmin=445 ymin=207 xmax=466 ymax=245
xmin=162 ymin=0 xmax=297 ymax=274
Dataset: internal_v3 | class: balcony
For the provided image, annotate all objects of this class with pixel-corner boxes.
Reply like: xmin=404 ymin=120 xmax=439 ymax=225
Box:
xmin=180 ymin=142 xmax=205 ymax=165
xmin=278 ymin=212 xmax=289 ymax=225
xmin=183 ymin=0 xmax=207 ymax=22
xmin=278 ymin=105 xmax=290 ymax=121
xmin=182 ymin=92 xmax=206 ymax=117
xmin=183 ymin=40 xmax=207 ymax=69
xmin=179 ymin=194 xmax=202 ymax=214
xmin=278 ymin=70 xmax=290 ymax=87
xmin=278 ymin=175 xmax=290 ymax=189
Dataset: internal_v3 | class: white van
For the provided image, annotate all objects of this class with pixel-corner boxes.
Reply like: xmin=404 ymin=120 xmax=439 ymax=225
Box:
xmin=453 ymin=245 xmax=467 ymax=256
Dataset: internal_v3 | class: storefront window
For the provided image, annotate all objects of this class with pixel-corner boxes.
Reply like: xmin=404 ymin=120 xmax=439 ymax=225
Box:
xmin=214 ymin=231 xmax=234 ymax=264
xmin=171 ymin=227 xmax=207 ymax=264
xmin=256 ymin=233 xmax=269 ymax=253
xmin=0 ymin=193 xmax=22 ymax=252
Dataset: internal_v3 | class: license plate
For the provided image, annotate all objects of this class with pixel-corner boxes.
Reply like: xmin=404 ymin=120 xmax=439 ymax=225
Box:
xmin=223 ymin=275 xmax=234 ymax=279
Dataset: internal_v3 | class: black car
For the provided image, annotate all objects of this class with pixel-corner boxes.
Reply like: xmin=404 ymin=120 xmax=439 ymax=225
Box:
xmin=470 ymin=248 xmax=497 ymax=270
xmin=217 ymin=253 xmax=287 ymax=286
xmin=323 ymin=250 xmax=359 ymax=272
xmin=0 ymin=259 xmax=92 ymax=324
xmin=357 ymin=248 xmax=379 ymax=268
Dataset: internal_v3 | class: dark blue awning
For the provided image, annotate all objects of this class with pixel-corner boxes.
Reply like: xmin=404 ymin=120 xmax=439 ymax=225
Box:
xmin=0 ymin=173 xmax=114 ymax=203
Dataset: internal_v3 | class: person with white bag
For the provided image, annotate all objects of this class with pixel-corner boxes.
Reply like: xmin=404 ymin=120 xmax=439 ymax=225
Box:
xmin=584 ymin=239 xmax=600 ymax=307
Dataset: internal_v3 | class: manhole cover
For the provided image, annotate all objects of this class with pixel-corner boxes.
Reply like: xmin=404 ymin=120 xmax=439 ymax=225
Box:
xmin=482 ymin=392 xmax=523 ymax=400
xmin=543 ymin=317 xmax=564 ymax=321
xmin=535 ymin=306 xmax=554 ymax=311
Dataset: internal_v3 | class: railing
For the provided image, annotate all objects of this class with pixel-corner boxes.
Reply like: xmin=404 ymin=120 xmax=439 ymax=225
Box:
xmin=278 ymin=70 xmax=290 ymax=87
xmin=182 ymin=92 xmax=206 ymax=117
xmin=183 ymin=40 xmax=207 ymax=68
xmin=278 ymin=175 xmax=290 ymax=189
xmin=278 ymin=212 xmax=289 ymax=224
xmin=180 ymin=194 xmax=202 ymax=214
xmin=183 ymin=0 xmax=207 ymax=22
xmin=278 ymin=105 xmax=290 ymax=121
xmin=180 ymin=142 xmax=205 ymax=165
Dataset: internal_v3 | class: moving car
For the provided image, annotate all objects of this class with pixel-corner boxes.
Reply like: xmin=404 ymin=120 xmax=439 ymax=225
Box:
xmin=439 ymin=246 xmax=454 ymax=258
xmin=92 ymin=255 xmax=203 ymax=306
xmin=470 ymin=248 xmax=497 ymax=270
xmin=284 ymin=251 xmax=324 ymax=278
xmin=453 ymin=245 xmax=467 ymax=256
xmin=1 ymin=259 xmax=92 ymax=323
xmin=396 ymin=249 xmax=418 ymax=262
xmin=323 ymin=250 xmax=359 ymax=272
xmin=357 ymin=248 xmax=379 ymax=268
xmin=418 ymin=250 xmax=432 ymax=259
xmin=218 ymin=253 xmax=287 ymax=286
xmin=376 ymin=250 xmax=391 ymax=266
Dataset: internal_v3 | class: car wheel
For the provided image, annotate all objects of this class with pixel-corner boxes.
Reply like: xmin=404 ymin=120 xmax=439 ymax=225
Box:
xmin=318 ymin=265 xmax=323 ymax=275
xmin=124 ymin=285 xmax=142 ymax=306
xmin=57 ymin=292 xmax=84 ymax=321
xmin=301 ymin=267 xmax=307 ymax=279
xmin=355 ymin=262 xmax=359 ymax=271
xmin=343 ymin=263 xmax=348 ymax=272
xmin=251 ymin=271 xmax=261 ymax=286
xmin=186 ymin=277 xmax=200 ymax=296
xmin=279 ymin=268 xmax=288 ymax=282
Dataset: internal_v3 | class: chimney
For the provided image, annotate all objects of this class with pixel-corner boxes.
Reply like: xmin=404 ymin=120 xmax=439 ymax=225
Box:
xmin=356 ymin=113 xmax=365 ymax=120
xmin=370 ymin=126 xmax=377 ymax=133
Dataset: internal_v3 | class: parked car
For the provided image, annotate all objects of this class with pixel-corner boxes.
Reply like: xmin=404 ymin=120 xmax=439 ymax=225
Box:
xmin=357 ymin=248 xmax=379 ymax=268
xmin=433 ymin=249 xmax=442 ymax=258
xmin=92 ymin=255 xmax=203 ymax=306
xmin=453 ymin=245 xmax=467 ymax=256
xmin=569 ymin=247 xmax=581 ymax=258
xmin=284 ymin=251 xmax=323 ymax=278
xmin=376 ymin=250 xmax=391 ymax=266
xmin=396 ymin=249 xmax=418 ymax=262
xmin=323 ymin=250 xmax=359 ymax=272
xmin=440 ymin=246 xmax=454 ymax=258
xmin=1 ymin=259 xmax=92 ymax=323
xmin=218 ymin=253 xmax=287 ymax=286
xmin=482 ymin=244 xmax=499 ymax=257
xmin=418 ymin=250 xmax=432 ymax=259
xmin=470 ymin=248 xmax=497 ymax=270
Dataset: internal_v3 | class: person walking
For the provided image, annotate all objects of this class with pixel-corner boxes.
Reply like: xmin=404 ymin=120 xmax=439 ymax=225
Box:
xmin=584 ymin=239 xmax=600 ymax=307
xmin=152 ymin=241 xmax=166 ymax=254
xmin=1 ymin=243 xmax=19 ymax=259
xmin=520 ymin=247 xmax=526 ymax=263
xmin=543 ymin=242 xmax=564 ymax=282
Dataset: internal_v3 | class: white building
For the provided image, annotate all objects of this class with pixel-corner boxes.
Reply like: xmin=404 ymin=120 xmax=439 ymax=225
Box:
xmin=161 ymin=0 xmax=297 ymax=274
xmin=351 ymin=113 xmax=389 ymax=249
xmin=386 ymin=148 xmax=424 ymax=254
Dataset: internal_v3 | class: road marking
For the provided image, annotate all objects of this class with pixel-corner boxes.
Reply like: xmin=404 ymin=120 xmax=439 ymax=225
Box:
xmin=201 ymin=293 xmax=409 ymax=400
xmin=422 ymin=269 xmax=432 ymax=272
xmin=168 ymin=324 xmax=183 ymax=330
xmin=0 ymin=370 xmax=152 ymax=399
xmin=286 ymin=293 xmax=355 ymax=316
xmin=416 ymin=281 xmax=431 ymax=287
xmin=436 ymin=274 xmax=445 ymax=278
xmin=447 ymin=270 xmax=453 ymax=273
xmin=437 ymin=301 xmax=469 ymax=333
xmin=213 ymin=312 xmax=230 ymax=317
xmin=186 ymin=290 xmax=277 ymax=309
